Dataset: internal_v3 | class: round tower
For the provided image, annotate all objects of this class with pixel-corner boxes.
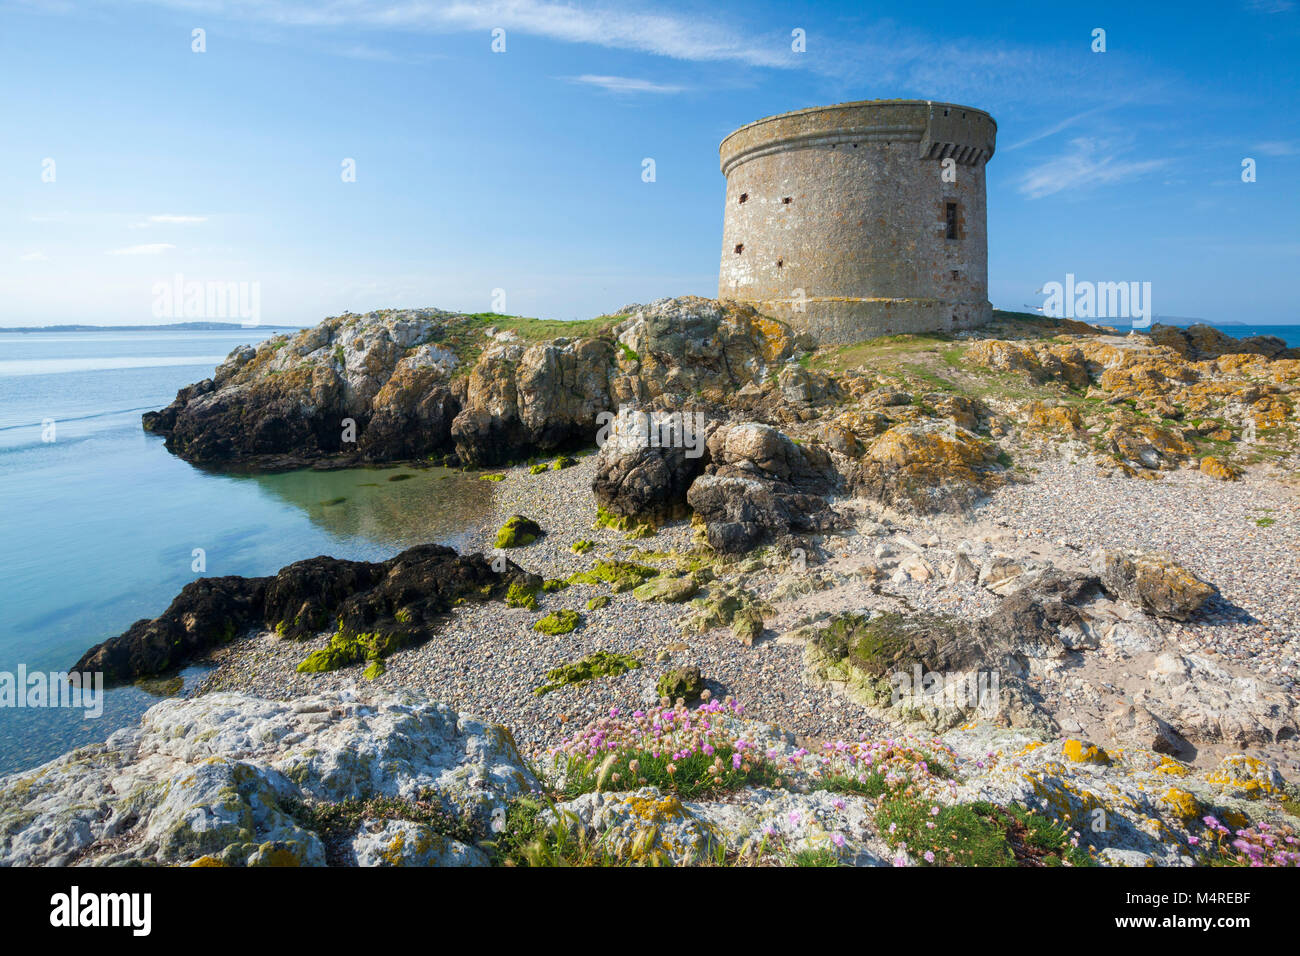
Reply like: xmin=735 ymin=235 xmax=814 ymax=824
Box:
xmin=717 ymin=100 xmax=997 ymax=344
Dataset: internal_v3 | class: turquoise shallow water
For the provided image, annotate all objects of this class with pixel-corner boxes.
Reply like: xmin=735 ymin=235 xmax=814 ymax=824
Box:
xmin=0 ymin=330 xmax=493 ymax=774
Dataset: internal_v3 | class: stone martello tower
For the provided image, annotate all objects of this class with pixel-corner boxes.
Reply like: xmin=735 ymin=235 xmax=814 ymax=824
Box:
xmin=718 ymin=100 xmax=997 ymax=344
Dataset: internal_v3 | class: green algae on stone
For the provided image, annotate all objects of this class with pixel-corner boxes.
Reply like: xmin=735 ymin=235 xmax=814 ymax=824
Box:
xmin=594 ymin=505 xmax=656 ymax=539
xmin=534 ymin=650 xmax=641 ymax=695
xmin=529 ymin=463 xmax=550 ymax=475
xmin=495 ymin=515 xmax=542 ymax=549
xmin=567 ymin=559 xmax=659 ymax=593
xmin=505 ymin=580 xmax=541 ymax=610
xmin=533 ymin=609 xmax=582 ymax=635
xmin=297 ymin=629 xmax=407 ymax=674
xmin=586 ymin=594 xmax=611 ymax=611
xmin=655 ymin=666 xmax=703 ymax=703
xmin=479 ymin=473 xmax=506 ymax=482
xmin=571 ymin=539 xmax=594 ymax=555
xmin=682 ymin=582 xmax=770 ymax=643
xmin=552 ymin=455 xmax=578 ymax=470
xmin=633 ymin=573 xmax=704 ymax=604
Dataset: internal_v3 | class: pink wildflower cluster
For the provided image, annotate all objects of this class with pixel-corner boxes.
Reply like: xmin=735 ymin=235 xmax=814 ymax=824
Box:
xmin=550 ymin=697 xmax=751 ymax=761
xmin=1198 ymin=815 xmax=1300 ymax=867
xmin=807 ymin=735 xmax=957 ymax=794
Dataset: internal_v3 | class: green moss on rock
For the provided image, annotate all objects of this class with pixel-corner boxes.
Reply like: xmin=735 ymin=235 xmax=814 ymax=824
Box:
xmin=567 ymin=559 xmax=659 ymax=593
xmin=532 ymin=609 xmax=582 ymax=635
xmin=495 ymin=515 xmax=542 ymax=549
xmin=655 ymin=666 xmax=703 ymax=703
xmin=534 ymin=650 xmax=641 ymax=695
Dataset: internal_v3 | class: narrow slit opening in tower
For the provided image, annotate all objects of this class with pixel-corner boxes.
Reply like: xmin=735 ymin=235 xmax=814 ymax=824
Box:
xmin=734 ymin=243 xmax=744 ymax=254
xmin=945 ymin=202 xmax=959 ymax=240
xmin=738 ymin=193 xmax=748 ymax=204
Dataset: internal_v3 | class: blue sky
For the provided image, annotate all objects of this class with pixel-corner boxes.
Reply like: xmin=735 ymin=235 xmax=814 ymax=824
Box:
xmin=2 ymin=0 xmax=1298 ymax=326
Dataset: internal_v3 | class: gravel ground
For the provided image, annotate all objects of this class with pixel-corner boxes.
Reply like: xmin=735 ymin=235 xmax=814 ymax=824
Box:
xmin=196 ymin=453 xmax=893 ymax=755
xmin=195 ymin=449 xmax=1299 ymax=762
xmin=972 ymin=454 xmax=1299 ymax=692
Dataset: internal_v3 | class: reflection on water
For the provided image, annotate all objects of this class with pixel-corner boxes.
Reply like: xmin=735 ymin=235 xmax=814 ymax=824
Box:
xmin=0 ymin=329 xmax=504 ymax=775
xmin=236 ymin=466 xmax=496 ymax=553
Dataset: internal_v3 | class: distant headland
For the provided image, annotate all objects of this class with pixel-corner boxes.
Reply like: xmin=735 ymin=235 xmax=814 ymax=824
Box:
xmin=2 ymin=322 xmax=304 ymax=333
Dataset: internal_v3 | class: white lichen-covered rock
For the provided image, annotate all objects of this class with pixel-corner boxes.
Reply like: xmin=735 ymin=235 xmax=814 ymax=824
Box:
xmin=350 ymin=819 xmax=488 ymax=867
xmin=0 ymin=688 xmax=536 ymax=866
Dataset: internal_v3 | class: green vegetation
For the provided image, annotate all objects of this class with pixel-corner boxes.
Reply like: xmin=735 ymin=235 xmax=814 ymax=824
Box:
xmin=297 ymin=627 xmax=408 ymax=675
xmin=284 ymin=793 xmax=480 ymax=867
xmin=505 ymin=580 xmax=541 ymax=610
xmin=788 ymin=847 xmax=840 ymax=867
xmin=594 ymin=505 xmax=656 ymax=539
xmin=586 ymin=594 xmax=611 ymax=611
xmin=556 ymin=742 xmax=779 ymax=801
xmin=570 ymin=539 xmax=594 ymax=555
xmin=532 ymin=609 xmax=582 ymax=635
xmin=479 ymin=473 xmax=506 ymax=482
xmin=495 ymin=515 xmax=542 ymax=548
xmin=876 ymin=797 xmax=1093 ymax=867
xmin=567 ymin=559 xmax=659 ymax=593
xmin=655 ymin=666 xmax=703 ymax=703
xmin=533 ymin=649 xmax=640 ymax=695
xmin=427 ymin=311 xmax=628 ymax=371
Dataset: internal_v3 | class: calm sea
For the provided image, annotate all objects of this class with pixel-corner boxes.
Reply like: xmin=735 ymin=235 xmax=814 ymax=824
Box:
xmin=0 ymin=329 xmax=494 ymax=774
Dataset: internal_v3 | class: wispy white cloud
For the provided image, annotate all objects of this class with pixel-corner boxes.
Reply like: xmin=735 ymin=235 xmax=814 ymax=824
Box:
xmin=1251 ymin=140 xmax=1298 ymax=156
xmin=566 ymin=74 xmax=685 ymax=94
xmin=126 ymin=0 xmax=797 ymax=67
xmin=130 ymin=214 xmax=208 ymax=228
xmin=106 ymin=243 xmax=176 ymax=256
xmin=1244 ymin=0 xmax=1294 ymax=13
xmin=1018 ymin=138 xmax=1168 ymax=199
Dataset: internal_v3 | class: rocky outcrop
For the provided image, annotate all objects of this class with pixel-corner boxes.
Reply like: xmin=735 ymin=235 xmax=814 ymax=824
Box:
xmin=73 ymin=545 xmax=534 ymax=685
xmin=803 ymin=571 xmax=1102 ymax=735
xmin=1091 ymin=549 xmax=1217 ymax=620
xmin=1148 ymin=323 xmax=1294 ymax=361
xmin=3 ymin=688 xmax=1293 ymax=867
xmin=850 ymin=420 xmax=1003 ymax=512
xmin=686 ymin=422 xmax=841 ymax=553
xmin=450 ymin=336 xmax=615 ymax=467
xmin=144 ymin=310 xmax=466 ymax=468
xmin=0 ymin=689 xmax=535 ymax=866
xmin=145 ymin=298 xmax=801 ymax=470
xmin=591 ymin=409 xmax=711 ymax=520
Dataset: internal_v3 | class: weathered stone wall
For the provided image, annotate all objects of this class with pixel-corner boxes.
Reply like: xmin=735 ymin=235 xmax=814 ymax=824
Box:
xmin=717 ymin=100 xmax=996 ymax=345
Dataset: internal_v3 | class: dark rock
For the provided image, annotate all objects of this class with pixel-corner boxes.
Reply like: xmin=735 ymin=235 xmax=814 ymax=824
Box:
xmin=685 ymin=422 xmax=841 ymax=553
xmin=591 ymin=415 xmax=709 ymax=520
xmin=73 ymin=545 xmax=528 ymax=685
